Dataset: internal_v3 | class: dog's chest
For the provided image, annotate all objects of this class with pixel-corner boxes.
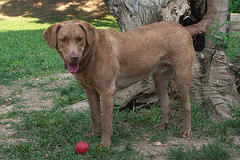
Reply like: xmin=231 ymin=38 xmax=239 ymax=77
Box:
xmin=74 ymin=72 xmax=94 ymax=90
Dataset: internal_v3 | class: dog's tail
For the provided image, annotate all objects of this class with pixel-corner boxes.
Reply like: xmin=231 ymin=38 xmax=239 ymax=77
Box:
xmin=186 ymin=0 xmax=219 ymax=36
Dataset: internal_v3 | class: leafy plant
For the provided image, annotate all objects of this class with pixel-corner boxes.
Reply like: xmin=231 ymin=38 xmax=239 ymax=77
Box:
xmin=206 ymin=20 xmax=240 ymax=61
xmin=229 ymin=0 xmax=240 ymax=13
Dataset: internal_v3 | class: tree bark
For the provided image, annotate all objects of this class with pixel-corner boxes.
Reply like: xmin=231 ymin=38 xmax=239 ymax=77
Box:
xmin=104 ymin=0 xmax=239 ymax=118
xmin=104 ymin=0 xmax=190 ymax=31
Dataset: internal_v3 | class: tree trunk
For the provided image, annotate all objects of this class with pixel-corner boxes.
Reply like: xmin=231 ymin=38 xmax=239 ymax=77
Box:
xmin=104 ymin=0 xmax=239 ymax=118
xmin=190 ymin=0 xmax=239 ymax=119
xmin=104 ymin=0 xmax=190 ymax=31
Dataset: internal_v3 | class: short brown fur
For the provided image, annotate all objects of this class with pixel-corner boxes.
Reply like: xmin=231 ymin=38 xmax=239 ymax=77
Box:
xmin=43 ymin=20 xmax=195 ymax=147
xmin=43 ymin=0 xmax=218 ymax=148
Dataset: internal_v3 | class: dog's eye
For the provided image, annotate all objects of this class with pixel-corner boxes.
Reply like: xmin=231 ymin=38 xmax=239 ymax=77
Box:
xmin=60 ymin=37 xmax=67 ymax=42
xmin=77 ymin=37 xmax=83 ymax=42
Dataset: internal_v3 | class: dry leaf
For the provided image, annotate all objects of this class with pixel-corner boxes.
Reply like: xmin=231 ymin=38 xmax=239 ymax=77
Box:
xmin=152 ymin=142 xmax=164 ymax=147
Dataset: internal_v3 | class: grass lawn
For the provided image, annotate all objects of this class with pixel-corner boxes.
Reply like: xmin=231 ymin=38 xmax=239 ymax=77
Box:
xmin=1 ymin=99 xmax=240 ymax=159
xmin=0 ymin=16 xmax=240 ymax=159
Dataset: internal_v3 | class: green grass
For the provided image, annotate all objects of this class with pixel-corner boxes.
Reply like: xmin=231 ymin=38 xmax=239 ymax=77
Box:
xmin=0 ymin=29 xmax=65 ymax=85
xmin=53 ymin=80 xmax=86 ymax=108
xmin=1 ymin=102 xmax=240 ymax=159
xmin=0 ymin=107 xmax=142 ymax=159
xmin=227 ymin=36 xmax=240 ymax=61
xmin=166 ymin=102 xmax=240 ymax=159
xmin=0 ymin=18 xmax=65 ymax=85
xmin=166 ymin=142 xmax=232 ymax=160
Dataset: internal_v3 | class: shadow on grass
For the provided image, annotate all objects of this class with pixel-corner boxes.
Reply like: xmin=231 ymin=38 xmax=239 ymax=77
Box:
xmin=0 ymin=0 xmax=109 ymax=24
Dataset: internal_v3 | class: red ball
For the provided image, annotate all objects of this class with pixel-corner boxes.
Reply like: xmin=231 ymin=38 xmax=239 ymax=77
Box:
xmin=75 ymin=141 xmax=89 ymax=154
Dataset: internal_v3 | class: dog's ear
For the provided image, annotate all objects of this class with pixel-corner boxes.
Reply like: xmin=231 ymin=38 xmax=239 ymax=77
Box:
xmin=43 ymin=23 xmax=61 ymax=49
xmin=78 ymin=21 xmax=96 ymax=46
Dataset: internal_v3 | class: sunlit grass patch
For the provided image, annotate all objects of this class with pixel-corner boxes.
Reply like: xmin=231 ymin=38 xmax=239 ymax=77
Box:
xmin=0 ymin=17 xmax=50 ymax=31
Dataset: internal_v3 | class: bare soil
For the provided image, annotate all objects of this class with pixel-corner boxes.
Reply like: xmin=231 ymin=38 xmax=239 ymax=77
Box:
xmin=0 ymin=73 xmax=75 ymax=144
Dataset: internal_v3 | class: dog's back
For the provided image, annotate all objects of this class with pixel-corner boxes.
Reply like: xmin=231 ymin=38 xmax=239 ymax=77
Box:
xmin=93 ymin=21 xmax=194 ymax=89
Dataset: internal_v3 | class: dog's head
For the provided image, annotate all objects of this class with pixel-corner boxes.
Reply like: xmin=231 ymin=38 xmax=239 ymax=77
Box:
xmin=43 ymin=20 xmax=96 ymax=74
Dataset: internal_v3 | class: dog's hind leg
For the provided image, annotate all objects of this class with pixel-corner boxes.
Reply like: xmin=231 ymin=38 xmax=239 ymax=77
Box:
xmin=153 ymin=64 xmax=174 ymax=130
xmin=174 ymin=61 xmax=194 ymax=137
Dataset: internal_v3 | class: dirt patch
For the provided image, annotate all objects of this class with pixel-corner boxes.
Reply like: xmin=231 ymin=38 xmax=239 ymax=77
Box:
xmin=133 ymin=137 xmax=214 ymax=160
xmin=135 ymin=136 xmax=240 ymax=159
xmin=17 ymin=87 xmax=54 ymax=110
xmin=0 ymin=73 xmax=75 ymax=144
xmin=0 ymin=118 xmax=25 ymax=144
xmin=0 ymin=73 xmax=74 ymax=112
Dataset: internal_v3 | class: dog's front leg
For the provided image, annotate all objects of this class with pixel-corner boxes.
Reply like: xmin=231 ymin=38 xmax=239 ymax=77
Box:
xmin=85 ymin=89 xmax=101 ymax=137
xmin=99 ymin=88 xmax=116 ymax=148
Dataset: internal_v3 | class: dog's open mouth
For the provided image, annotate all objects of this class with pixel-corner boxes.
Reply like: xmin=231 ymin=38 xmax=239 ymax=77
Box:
xmin=66 ymin=63 xmax=79 ymax=74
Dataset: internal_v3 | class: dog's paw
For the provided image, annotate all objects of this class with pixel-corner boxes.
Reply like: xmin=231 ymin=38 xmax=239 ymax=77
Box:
xmin=98 ymin=139 xmax=111 ymax=149
xmin=180 ymin=129 xmax=191 ymax=138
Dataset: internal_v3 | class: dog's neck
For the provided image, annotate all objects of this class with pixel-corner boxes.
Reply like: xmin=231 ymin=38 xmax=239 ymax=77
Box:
xmin=78 ymin=43 xmax=95 ymax=72
xmin=79 ymin=32 xmax=99 ymax=74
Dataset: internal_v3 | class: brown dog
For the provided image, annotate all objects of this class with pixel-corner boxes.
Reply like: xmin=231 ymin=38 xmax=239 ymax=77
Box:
xmin=43 ymin=20 xmax=194 ymax=147
xmin=43 ymin=0 xmax=218 ymax=147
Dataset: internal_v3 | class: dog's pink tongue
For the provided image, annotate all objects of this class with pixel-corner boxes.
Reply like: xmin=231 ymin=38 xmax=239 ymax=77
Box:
xmin=67 ymin=63 xmax=79 ymax=74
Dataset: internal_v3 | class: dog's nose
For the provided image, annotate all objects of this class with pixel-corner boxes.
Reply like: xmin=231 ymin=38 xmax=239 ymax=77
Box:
xmin=70 ymin=54 xmax=78 ymax=62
